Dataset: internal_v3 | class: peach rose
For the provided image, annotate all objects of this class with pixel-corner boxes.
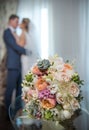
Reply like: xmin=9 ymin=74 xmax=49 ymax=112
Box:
xmin=35 ymin=78 xmax=48 ymax=91
xmin=41 ymin=98 xmax=56 ymax=109
xmin=32 ymin=66 xmax=43 ymax=75
xmin=62 ymin=63 xmax=73 ymax=72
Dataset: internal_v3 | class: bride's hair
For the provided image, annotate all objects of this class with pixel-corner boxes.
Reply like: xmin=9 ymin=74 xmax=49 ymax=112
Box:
xmin=22 ymin=18 xmax=30 ymax=32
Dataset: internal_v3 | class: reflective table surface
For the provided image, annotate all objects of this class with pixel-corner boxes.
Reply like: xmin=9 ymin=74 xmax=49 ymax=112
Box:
xmin=9 ymin=97 xmax=89 ymax=130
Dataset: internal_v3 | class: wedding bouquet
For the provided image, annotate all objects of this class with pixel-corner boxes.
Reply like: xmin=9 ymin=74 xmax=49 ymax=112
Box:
xmin=22 ymin=55 xmax=83 ymax=122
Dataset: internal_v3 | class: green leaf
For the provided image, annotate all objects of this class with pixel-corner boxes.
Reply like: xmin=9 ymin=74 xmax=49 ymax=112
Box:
xmin=25 ymin=73 xmax=33 ymax=82
xmin=44 ymin=110 xmax=53 ymax=120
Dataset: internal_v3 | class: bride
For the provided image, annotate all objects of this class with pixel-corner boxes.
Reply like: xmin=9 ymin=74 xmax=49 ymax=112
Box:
xmin=13 ymin=18 xmax=39 ymax=78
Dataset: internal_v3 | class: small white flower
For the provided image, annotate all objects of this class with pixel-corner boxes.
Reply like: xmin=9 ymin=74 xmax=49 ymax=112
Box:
xmin=50 ymin=108 xmax=59 ymax=116
xmin=22 ymin=87 xmax=29 ymax=92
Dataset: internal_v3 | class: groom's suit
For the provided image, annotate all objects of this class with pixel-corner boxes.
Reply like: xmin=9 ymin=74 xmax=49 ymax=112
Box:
xmin=3 ymin=28 xmax=26 ymax=113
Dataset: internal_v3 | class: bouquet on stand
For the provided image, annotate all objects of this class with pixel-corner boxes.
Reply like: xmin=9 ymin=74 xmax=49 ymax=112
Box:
xmin=21 ymin=55 xmax=83 ymax=130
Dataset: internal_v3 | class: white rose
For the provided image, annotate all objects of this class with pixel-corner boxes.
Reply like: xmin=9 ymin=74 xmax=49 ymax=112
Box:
xmin=66 ymin=69 xmax=74 ymax=78
xmin=49 ymin=56 xmax=64 ymax=65
xmin=69 ymin=82 xmax=79 ymax=97
xmin=60 ymin=110 xmax=72 ymax=120
xmin=55 ymin=64 xmax=64 ymax=71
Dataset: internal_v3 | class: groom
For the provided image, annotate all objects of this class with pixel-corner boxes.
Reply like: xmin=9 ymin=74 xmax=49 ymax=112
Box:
xmin=3 ymin=14 xmax=27 ymax=116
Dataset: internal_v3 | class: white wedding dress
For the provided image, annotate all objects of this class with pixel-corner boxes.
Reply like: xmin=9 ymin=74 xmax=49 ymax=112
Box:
xmin=21 ymin=31 xmax=39 ymax=78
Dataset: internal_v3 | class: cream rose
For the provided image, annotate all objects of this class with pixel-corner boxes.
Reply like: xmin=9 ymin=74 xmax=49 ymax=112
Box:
xmin=54 ymin=72 xmax=70 ymax=82
xmin=69 ymin=82 xmax=79 ymax=97
xmin=56 ymin=93 xmax=64 ymax=104
xmin=71 ymin=99 xmax=80 ymax=111
xmin=63 ymin=103 xmax=71 ymax=110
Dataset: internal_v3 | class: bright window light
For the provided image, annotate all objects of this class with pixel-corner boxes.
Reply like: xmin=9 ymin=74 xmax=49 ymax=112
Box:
xmin=41 ymin=8 xmax=49 ymax=59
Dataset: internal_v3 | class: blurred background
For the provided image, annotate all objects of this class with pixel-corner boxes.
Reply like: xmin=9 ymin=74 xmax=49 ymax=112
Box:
xmin=0 ymin=0 xmax=89 ymax=130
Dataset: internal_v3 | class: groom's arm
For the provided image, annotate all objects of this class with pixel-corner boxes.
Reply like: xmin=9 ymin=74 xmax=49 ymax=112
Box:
xmin=3 ymin=29 xmax=26 ymax=55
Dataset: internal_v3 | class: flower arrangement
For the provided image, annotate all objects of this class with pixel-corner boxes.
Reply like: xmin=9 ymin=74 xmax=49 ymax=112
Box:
xmin=22 ymin=55 xmax=83 ymax=122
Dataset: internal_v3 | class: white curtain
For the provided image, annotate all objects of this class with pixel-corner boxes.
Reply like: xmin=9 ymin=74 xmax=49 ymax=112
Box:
xmin=17 ymin=0 xmax=89 ymax=129
xmin=51 ymin=0 xmax=89 ymax=84
xmin=17 ymin=0 xmax=54 ymax=58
